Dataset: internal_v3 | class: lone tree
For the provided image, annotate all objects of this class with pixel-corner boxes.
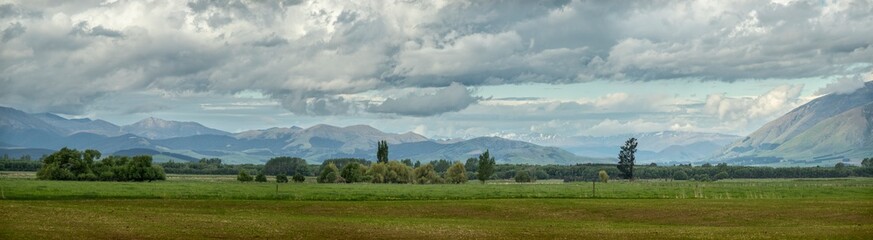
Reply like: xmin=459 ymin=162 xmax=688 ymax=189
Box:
xmin=477 ymin=150 xmax=495 ymax=183
xmin=376 ymin=140 xmax=389 ymax=163
xmin=617 ymin=137 xmax=637 ymax=180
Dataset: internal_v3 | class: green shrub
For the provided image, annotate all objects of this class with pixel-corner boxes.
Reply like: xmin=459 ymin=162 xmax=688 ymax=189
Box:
xmin=292 ymin=173 xmax=305 ymax=183
xmin=318 ymin=163 xmax=340 ymax=183
xmin=672 ymin=170 xmax=689 ymax=180
xmin=340 ymin=162 xmax=364 ymax=183
xmin=694 ymin=174 xmax=711 ymax=182
xmin=445 ymin=162 xmax=467 ymax=184
xmin=598 ymin=170 xmax=609 ymax=183
xmin=237 ymin=170 xmax=253 ymax=182
xmin=264 ymin=157 xmax=310 ymax=176
xmin=385 ymin=161 xmax=414 ymax=184
xmin=514 ymin=171 xmax=532 ymax=183
xmin=276 ymin=173 xmax=289 ymax=183
xmin=255 ymin=172 xmax=267 ymax=182
xmin=413 ymin=164 xmax=443 ymax=184
xmin=714 ymin=171 xmax=729 ymax=181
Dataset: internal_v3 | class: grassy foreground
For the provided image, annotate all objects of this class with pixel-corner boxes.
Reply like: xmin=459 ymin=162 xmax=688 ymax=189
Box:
xmin=1 ymin=172 xmax=872 ymax=239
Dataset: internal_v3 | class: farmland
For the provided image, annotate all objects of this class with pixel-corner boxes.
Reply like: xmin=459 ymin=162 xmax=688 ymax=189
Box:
xmin=1 ymin=172 xmax=872 ymax=239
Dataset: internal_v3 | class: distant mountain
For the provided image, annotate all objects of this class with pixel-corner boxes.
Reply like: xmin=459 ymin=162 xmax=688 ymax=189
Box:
xmin=283 ymin=124 xmax=429 ymax=153
xmin=234 ymin=127 xmax=302 ymax=139
xmin=31 ymin=113 xmax=123 ymax=136
xmin=393 ymin=137 xmax=607 ymax=165
xmin=0 ymin=147 xmax=56 ymax=159
xmin=121 ymin=117 xmax=230 ymax=139
xmin=0 ymin=106 xmax=66 ymax=136
xmin=532 ymin=131 xmax=741 ymax=163
xmin=1 ymin=106 xmax=598 ymax=164
xmin=715 ymin=82 xmax=873 ymax=166
xmin=0 ymin=106 xmax=68 ymax=148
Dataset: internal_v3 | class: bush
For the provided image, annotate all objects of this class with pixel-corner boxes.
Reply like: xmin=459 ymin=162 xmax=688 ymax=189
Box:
xmin=340 ymin=162 xmax=364 ymax=183
xmin=413 ymin=164 xmax=443 ymax=184
xmin=237 ymin=170 xmax=253 ymax=182
xmin=445 ymin=162 xmax=467 ymax=184
xmin=385 ymin=161 xmax=414 ymax=184
xmin=292 ymin=173 xmax=306 ymax=183
xmin=318 ymin=163 xmax=340 ymax=183
xmin=694 ymin=174 xmax=711 ymax=182
xmin=366 ymin=163 xmax=387 ymax=183
xmin=276 ymin=173 xmax=289 ymax=183
xmin=672 ymin=170 xmax=689 ymax=180
xmin=255 ymin=172 xmax=267 ymax=182
xmin=77 ymin=172 xmax=98 ymax=181
xmin=514 ymin=171 xmax=532 ymax=183
xmin=714 ymin=171 xmax=729 ymax=181
xmin=598 ymin=170 xmax=609 ymax=183
xmin=37 ymin=148 xmax=165 ymax=182
xmin=264 ymin=157 xmax=310 ymax=176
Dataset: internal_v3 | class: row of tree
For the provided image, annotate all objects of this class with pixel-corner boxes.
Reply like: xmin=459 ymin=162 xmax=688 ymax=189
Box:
xmin=35 ymin=148 xmax=166 ymax=182
xmin=237 ymin=150 xmax=498 ymax=184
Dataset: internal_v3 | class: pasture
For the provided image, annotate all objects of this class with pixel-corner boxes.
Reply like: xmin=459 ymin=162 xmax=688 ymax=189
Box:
xmin=1 ymin=172 xmax=872 ymax=239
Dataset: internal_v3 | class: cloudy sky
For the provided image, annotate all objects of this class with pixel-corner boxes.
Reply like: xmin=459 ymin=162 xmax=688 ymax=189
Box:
xmin=1 ymin=0 xmax=872 ymax=139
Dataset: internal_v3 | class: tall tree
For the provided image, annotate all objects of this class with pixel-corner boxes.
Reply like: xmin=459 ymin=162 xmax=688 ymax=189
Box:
xmin=376 ymin=140 xmax=389 ymax=163
xmin=464 ymin=157 xmax=478 ymax=172
xmin=617 ymin=138 xmax=638 ymax=180
xmin=477 ymin=150 xmax=495 ymax=183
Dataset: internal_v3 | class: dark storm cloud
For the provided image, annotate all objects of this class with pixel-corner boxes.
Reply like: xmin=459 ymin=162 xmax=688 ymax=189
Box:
xmin=1 ymin=22 xmax=24 ymax=42
xmin=252 ymin=34 xmax=288 ymax=47
xmin=0 ymin=0 xmax=871 ymax=116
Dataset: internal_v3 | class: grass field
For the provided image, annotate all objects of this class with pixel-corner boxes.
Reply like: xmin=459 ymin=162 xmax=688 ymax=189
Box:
xmin=2 ymin=172 xmax=872 ymax=239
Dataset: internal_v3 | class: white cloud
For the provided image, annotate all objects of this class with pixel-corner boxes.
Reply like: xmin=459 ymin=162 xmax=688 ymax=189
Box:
xmin=814 ymin=74 xmax=867 ymax=95
xmin=704 ymin=84 xmax=805 ymax=122
xmin=585 ymin=119 xmax=669 ymax=136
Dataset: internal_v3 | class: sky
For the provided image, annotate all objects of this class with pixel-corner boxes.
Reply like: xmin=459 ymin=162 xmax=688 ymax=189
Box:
xmin=1 ymin=0 xmax=872 ymax=139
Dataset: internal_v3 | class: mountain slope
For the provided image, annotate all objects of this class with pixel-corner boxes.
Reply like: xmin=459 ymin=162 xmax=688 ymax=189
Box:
xmin=31 ymin=113 xmax=123 ymax=136
xmin=716 ymin=82 xmax=873 ymax=165
xmin=770 ymin=103 xmax=873 ymax=159
xmin=121 ymin=117 xmax=230 ymax=139
xmin=0 ymin=106 xmax=65 ymax=136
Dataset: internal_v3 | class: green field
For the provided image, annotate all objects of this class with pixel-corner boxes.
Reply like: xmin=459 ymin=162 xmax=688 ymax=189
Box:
xmin=2 ymin=172 xmax=872 ymax=239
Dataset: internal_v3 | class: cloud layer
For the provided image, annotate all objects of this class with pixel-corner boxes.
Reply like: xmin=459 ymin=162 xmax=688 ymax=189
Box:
xmin=1 ymin=0 xmax=871 ymax=116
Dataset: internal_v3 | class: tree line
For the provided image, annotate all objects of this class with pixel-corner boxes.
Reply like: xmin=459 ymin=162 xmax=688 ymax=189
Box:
xmin=34 ymin=147 xmax=165 ymax=182
xmin=5 ymin=142 xmax=872 ymax=183
xmin=235 ymin=150 xmax=498 ymax=184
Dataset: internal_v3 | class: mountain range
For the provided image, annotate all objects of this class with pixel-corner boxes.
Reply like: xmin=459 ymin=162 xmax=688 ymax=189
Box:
xmin=3 ymin=81 xmax=871 ymax=167
xmin=0 ymin=107 xmax=606 ymax=164
xmin=491 ymin=131 xmax=741 ymax=164
xmin=713 ymin=82 xmax=873 ymax=166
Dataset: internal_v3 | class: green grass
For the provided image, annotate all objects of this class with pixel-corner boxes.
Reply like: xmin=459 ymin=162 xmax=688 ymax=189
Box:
xmin=2 ymin=172 xmax=872 ymax=200
xmin=1 ymin=172 xmax=872 ymax=239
